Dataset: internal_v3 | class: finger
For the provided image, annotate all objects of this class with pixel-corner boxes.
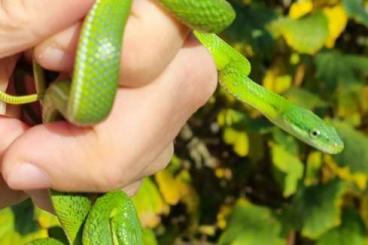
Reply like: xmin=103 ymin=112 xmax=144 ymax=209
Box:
xmin=0 ymin=117 xmax=28 ymax=154
xmin=2 ymin=39 xmax=217 ymax=192
xmin=0 ymin=56 xmax=17 ymax=114
xmin=0 ymin=117 xmax=28 ymax=209
xmin=141 ymin=143 xmax=173 ymax=177
xmin=28 ymin=143 xmax=173 ymax=207
xmin=35 ymin=0 xmax=189 ymax=86
xmin=34 ymin=23 xmax=82 ymax=72
xmin=26 ymin=190 xmax=53 ymax=212
xmin=29 ymin=180 xmax=142 ymax=214
xmin=123 ymin=180 xmax=143 ymax=197
xmin=0 ymin=175 xmax=26 ymax=209
xmin=0 ymin=0 xmax=94 ymax=58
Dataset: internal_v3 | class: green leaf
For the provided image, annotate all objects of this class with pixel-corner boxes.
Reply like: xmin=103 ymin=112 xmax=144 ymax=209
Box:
xmin=270 ymin=143 xmax=304 ymax=197
xmin=223 ymin=127 xmax=249 ymax=157
xmin=285 ymin=87 xmax=328 ymax=110
xmin=34 ymin=208 xmax=60 ymax=230
xmin=132 ymin=178 xmax=169 ymax=228
xmin=225 ymin=2 xmax=276 ymax=59
xmin=10 ymin=199 xmax=38 ymax=235
xmin=272 ymin=12 xmax=329 ymax=54
xmin=142 ymin=229 xmax=158 ymax=245
xmin=316 ymin=208 xmax=366 ymax=245
xmin=219 ymin=199 xmax=285 ymax=245
xmin=272 ymin=128 xmax=299 ymax=155
xmin=343 ymin=0 xmax=368 ymax=27
xmin=217 ymin=109 xmax=270 ymax=157
xmin=291 ymin=179 xmax=346 ymax=239
xmin=304 ymin=151 xmax=323 ymax=186
xmin=315 ymin=51 xmax=368 ymax=90
xmin=0 ymin=201 xmax=46 ymax=245
xmin=333 ymin=121 xmax=368 ymax=174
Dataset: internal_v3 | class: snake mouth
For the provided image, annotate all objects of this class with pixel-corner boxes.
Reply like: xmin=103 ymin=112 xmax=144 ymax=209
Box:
xmin=322 ymin=141 xmax=344 ymax=155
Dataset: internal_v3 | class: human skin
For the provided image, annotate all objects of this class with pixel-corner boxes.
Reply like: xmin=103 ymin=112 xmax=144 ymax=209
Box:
xmin=0 ymin=0 xmax=217 ymax=210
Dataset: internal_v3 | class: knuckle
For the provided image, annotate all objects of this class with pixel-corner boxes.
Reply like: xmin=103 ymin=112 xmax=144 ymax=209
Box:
xmin=181 ymin=49 xmax=218 ymax=108
xmin=159 ymin=144 xmax=174 ymax=170
xmin=103 ymin=169 xmax=125 ymax=190
xmin=123 ymin=181 xmax=142 ymax=196
xmin=121 ymin=42 xmax=174 ymax=87
xmin=0 ymin=0 xmax=39 ymax=56
xmin=90 ymin=164 xmax=126 ymax=192
xmin=145 ymin=144 xmax=174 ymax=177
xmin=87 ymin=150 xmax=137 ymax=192
xmin=0 ymin=0 xmax=29 ymax=30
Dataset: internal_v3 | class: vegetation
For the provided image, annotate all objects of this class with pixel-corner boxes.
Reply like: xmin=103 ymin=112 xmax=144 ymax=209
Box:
xmin=1 ymin=0 xmax=368 ymax=244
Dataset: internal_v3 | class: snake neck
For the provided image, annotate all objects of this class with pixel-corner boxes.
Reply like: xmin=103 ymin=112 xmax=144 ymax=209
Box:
xmin=219 ymin=67 xmax=290 ymax=122
xmin=194 ymin=31 xmax=290 ymax=122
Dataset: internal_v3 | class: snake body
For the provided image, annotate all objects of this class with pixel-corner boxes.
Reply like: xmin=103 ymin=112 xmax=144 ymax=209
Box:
xmin=2 ymin=0 xmax=344 ymax=244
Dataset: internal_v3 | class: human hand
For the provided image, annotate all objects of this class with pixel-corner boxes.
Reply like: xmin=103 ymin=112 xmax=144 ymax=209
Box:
xmin=0 ymin=0 xmax=217 ymax=210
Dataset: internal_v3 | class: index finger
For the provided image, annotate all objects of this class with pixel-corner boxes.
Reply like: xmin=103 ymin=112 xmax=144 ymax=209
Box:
xmin=0 ymin=0 xmax=94 ymax=58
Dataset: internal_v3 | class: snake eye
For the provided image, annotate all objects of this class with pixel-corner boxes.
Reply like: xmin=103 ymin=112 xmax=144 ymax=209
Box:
xmin=309 ymin=129 xmax=320 ymax=138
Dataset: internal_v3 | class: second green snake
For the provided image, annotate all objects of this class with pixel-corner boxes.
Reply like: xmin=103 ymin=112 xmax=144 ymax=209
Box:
xmin=3 ymin=0 xmax=344 ymax=244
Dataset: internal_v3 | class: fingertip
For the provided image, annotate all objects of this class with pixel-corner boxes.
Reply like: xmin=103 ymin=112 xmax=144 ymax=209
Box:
xmin=0 ymin=175 xmax=27 ymax=209
xmin=0 ymin=0 xmax=95 ymax=58
xmin=123 ymin=180 xmax=142 ymax=197
xmin=0 ymin=117 xmax=28 ymax=154
xmin=2 ymin=122 xmax=81 ymax=190
xmin=34 ymin=23 xmax=82 ymax=72
xmin=4 ymin=162 xmax=51 ymax=190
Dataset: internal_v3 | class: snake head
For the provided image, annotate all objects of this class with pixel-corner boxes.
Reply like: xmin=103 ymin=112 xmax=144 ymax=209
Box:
xmin=280 ymin=106 xmax=344 ymax=154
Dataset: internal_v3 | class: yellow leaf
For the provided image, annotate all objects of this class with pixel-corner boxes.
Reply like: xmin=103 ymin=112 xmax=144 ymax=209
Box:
xmin=289 ymin=0 xmax=313 ymax=19
xmin=217 ymin=205 xmax=232 ymax=229
xmin=360 ymin=195 xmax=368 ymax=228
xmin=324 ymin=5 xmax=348 ymax=48
xmin=305 ymin=151 xmax=322 ymax=186
xmin=223 ymin=128 xmax=250 ymax=157
xmin=324 ymin=155 xmax=367 ymax=190
xmin=234 ymin=131 xmax=249 ymax=157
xmin=198 ymin=225 xmax=216 ymax=236
xmin=223 ymin=127 xmax=237 ymax=144
xmin=133 ymin=178 xmax=169 ymax=228
xmin=0 ymin=207 xmax=48 ymax=245
xmin=273 ymin=13 xmax=329 ymax=54
xmin=361 ymin=86 xmax=368 ymax=113
xmin=290 ymin=53 xmax=301 ymax=65
xmin=215 ymin=167 xmax=233 ymax=180
xmin=155 ymin=170 xmax=181 ymax=205
xmin=155 ymin=169 xmax=198 ymax=214
xmin=263 ymin=68 xmax=292 ymax=94
xmin=34 ymin=208 xmax=60 ymax=229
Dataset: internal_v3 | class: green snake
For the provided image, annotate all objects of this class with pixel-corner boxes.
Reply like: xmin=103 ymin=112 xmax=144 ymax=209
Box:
xmin=1 ymin=0 xmax=344 ymax=244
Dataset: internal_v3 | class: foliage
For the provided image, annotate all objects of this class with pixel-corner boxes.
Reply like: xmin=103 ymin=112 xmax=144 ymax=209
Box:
xmin=1 ymin=0 xmax=368 ymax=244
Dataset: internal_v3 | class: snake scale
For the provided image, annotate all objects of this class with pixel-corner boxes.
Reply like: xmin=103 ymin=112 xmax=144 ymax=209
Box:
xmin=0 ymin=0 xmax=344 ymax=244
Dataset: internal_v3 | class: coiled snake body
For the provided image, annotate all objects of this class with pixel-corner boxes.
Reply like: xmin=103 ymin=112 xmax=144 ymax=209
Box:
xmin=0 ymin=0 xmax=343 ymax=244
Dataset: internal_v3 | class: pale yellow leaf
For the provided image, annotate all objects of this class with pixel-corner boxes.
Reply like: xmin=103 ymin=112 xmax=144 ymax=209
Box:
xmin=324 ymin=5 xmax=348 ymax=48
xmin=289 ymin=0 xmax=313 ymax=19
xmin=263 ymin=68 xmax=292 ymax=94
xmin=155 ymin=170 xmax=181 ymax=205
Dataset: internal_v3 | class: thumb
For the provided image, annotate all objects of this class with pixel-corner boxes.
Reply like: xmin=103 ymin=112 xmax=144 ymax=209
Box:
xmin=0 ymin=0 xmax=94 ymax=58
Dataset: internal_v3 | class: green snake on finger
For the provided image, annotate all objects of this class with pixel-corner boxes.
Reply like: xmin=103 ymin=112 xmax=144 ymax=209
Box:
xmin=1 ymin=0 xmax=344 ymax=244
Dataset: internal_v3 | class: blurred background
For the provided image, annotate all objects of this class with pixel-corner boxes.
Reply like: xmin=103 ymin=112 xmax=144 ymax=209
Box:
xmin=1 ymin=0 xmax=368 ymax=244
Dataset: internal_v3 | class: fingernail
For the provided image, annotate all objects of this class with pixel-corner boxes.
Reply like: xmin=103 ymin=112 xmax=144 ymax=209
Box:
xmin=6 ymin=163 xmax=51 ymax=190
xmin=39 ymin=47 xmax=65 ymax=62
